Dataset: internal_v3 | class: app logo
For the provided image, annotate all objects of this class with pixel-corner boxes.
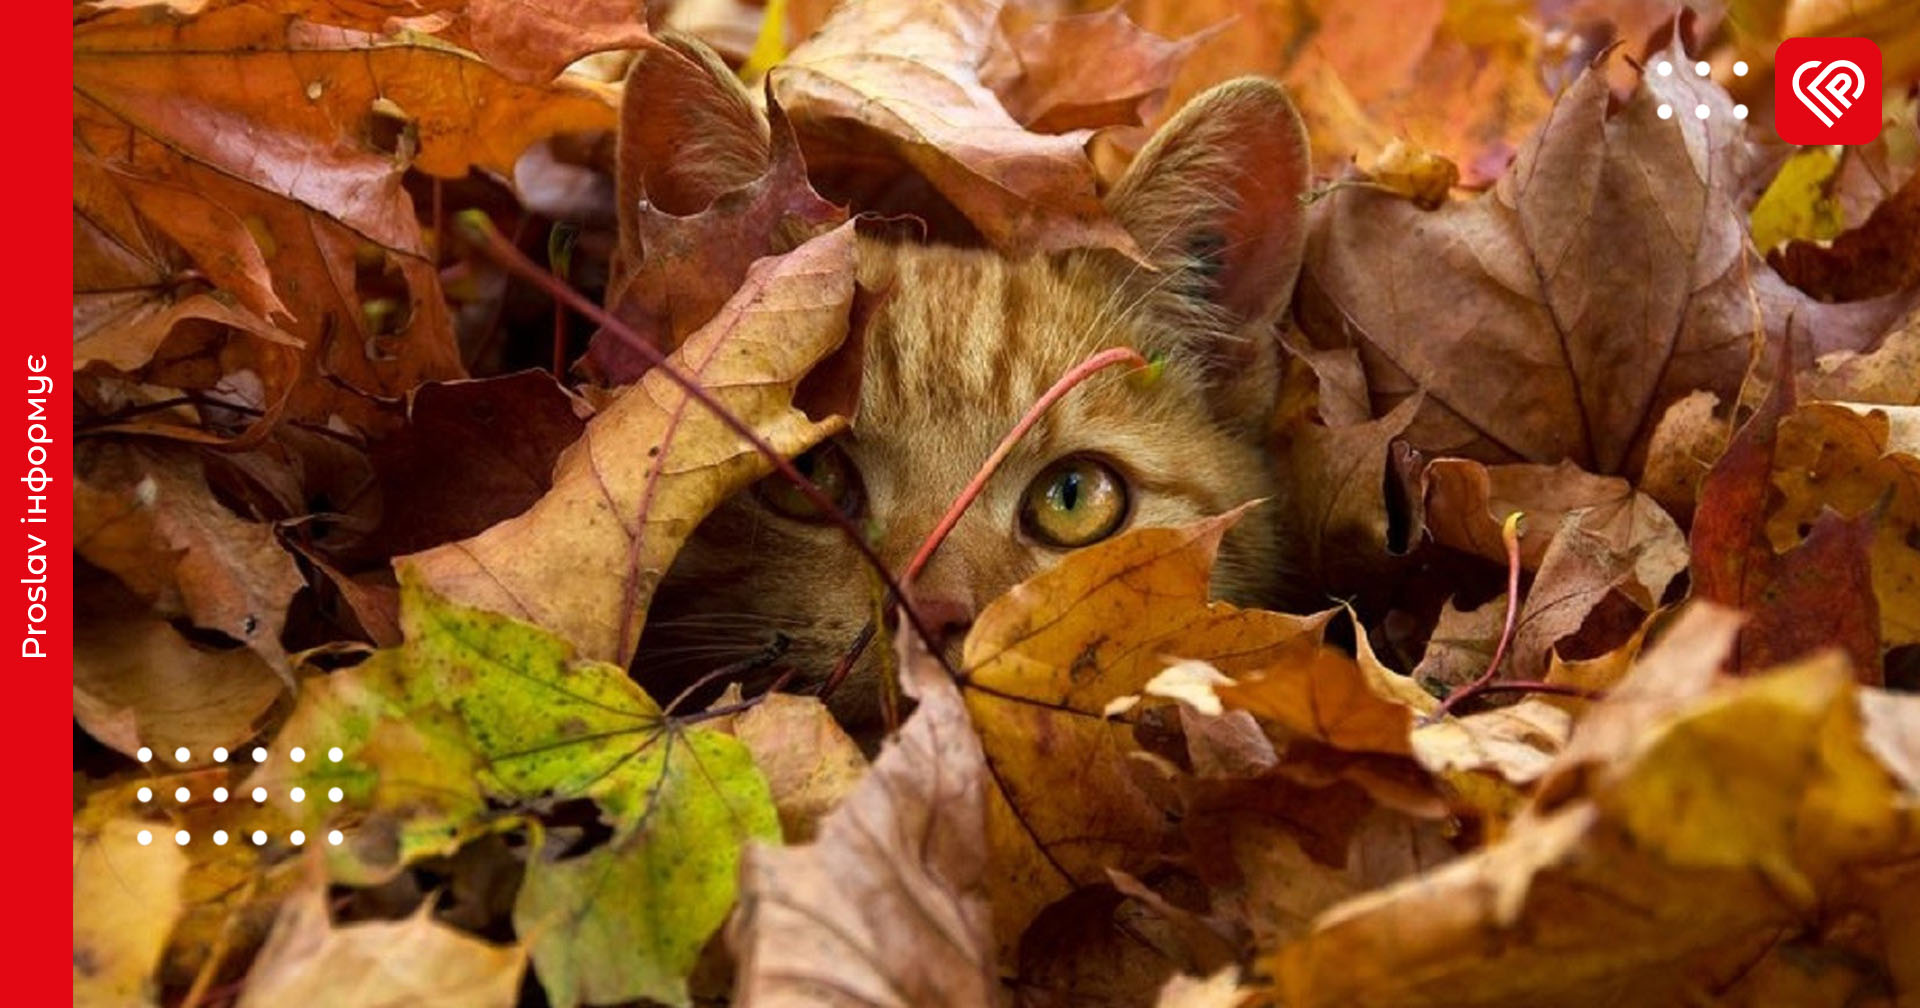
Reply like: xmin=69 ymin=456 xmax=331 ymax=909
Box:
xmin=1775 ymin=38 xmax=1883 ymax=144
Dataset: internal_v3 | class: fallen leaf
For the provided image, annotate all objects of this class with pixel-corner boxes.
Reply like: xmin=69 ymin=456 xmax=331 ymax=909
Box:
xmin=1275 ymin=396 xmax=1420 ymax=602
xmin=725 ymin=694 xmax=870 ymax=842
xmin=360 ymin=370 xmax=589 ymax=559
xmin=1770 ymin=160 xmax=1920 ymax=302
xmin=1294 ymin=36 xmax=1914 ymax=477
xmin=772 ymin=0 xmax=1135 ymax=254
xmin=405 ymin=222 xmax=857 ymax=666
xmin=960 ymin=508 xmax=1340 ymax=947
xmin=73 ymin=595 xmax=285 ymax=760
xmin=74 ymin=819 xmax=188 ymax=1008
xmin=984 ymin=7 xmax=1207 ymax=134
xmin=239 ymin=884 xmax=524 ymax=1007
xmin=1765 ymin=401 xmax=1920 ymax=646
xmin=75 ymin=442 xmax=306 ymax=681
xmin=1415 ymin=459 xmax=1687 ymax=609
xmin=1802 ymin=306 xmax=1920 ymax=406
xmin=730 ymin=627 xmax=1000 ymax=1006
xmin=1268 ymin=649 xmax=1920 ymax=1007
xmin=1690 ymin=368 xmax=1883 ymax=680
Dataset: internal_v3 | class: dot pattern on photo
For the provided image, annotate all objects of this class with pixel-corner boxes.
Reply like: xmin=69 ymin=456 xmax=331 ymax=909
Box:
xmin=1652 ymin=57 xmax=1750 ymax=121
xmin=129 ymin=743 xmax=351 ymax=847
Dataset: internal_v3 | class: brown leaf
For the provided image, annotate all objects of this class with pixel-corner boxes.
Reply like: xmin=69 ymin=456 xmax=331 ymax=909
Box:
xmin=1416 ymin=459 xmax=1687 ymax=609
xmin=73 ymin=577 xmax=285 ymax=761
xmin=1764 ymin=402 xmax=1920 ymax=646
xmin=1770 ymin=160 xmax=1920 ymax=302
xmin=726 ymin=694 xmax=870 ymax=843
xmin=361 ymin=370 xmax=589 ymax=559
xmin=1294 ymin=35 xmax=1915 ymax=477
xmin=1215 ymin=627 xmax=1435 ymax=758
xmin=1803 ymin=305 xmax=1920 ymax=406
xmin=1268 ymin=648 xmax=1919 ymax=1007
xmin=239 ymin=886 xmax=525 ymax=1007
xmin=457 ymin=0 xmax=653 ymax=84
xmin=1690 ymin=370 xmax=1883 ymax=681
xmin=1123 ymin=0 xmax=1554 ymax=187
xmin=1276 ymin=396 xmax=1420 ymax=601
xmin=984 ymin=7 xmax=1207 ymax=134
xmin=75 ymin=443 xmax=306 ymax=681
xmin=959 ymin=509 xmax=1346 ymax=947
xmin=772 ymin=0 xmax=1135 ymax=254
xmin=730 ymin=629 xmax=1000 ymax=1007
xmin=404 ymin=222 xmax=857 ymax=666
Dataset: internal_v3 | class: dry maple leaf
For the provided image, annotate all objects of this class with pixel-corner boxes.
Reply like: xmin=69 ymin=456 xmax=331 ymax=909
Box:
xmin=959 ymin=507 xmax=1361 ymax=952
xmin=982 ymin=6 xmax=1209 ymax=134
xmin=1268 ymin=605 xmax=1920 ymax=1007
xmin=1117 ymin=0 xmax=1555 ymax=186
xmin=771 ymin=0 xmax=1136 ymax=255
xmin=730 ymin=631 xmax=1000 ymax=1007
xmin=73 ymin=1 xmax=633 ymax=435
xmin=1764 ymin=402 xmax=1920 ymax=646
xmin=239 ymin=885 xmax=526 ymax=1007
xmin=404 ymin=222 xmax=858 ymax=666
xmin=74 ymin=442 xmax=306 ymax=683
xmin=1294 ymin=34 xmax=1915 ymax=478
xmin=1689 ymin=363 xmax=1882 ymax=682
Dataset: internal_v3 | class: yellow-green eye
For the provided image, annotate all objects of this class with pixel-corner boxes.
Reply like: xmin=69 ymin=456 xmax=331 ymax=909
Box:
xmin=757 ymin=443 xmax=864 ymax=523
xmin=1021 ymin=456 xmax=1129 ymax=548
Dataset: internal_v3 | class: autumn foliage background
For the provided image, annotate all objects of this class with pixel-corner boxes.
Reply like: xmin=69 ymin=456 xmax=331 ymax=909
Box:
xmin=72 ymin=0 xmax=1920 ymax=1005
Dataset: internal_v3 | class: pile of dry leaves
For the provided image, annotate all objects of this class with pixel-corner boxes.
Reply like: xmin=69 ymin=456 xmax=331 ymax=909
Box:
xmin=73 ymin=0 xmax=1920 ymax=1005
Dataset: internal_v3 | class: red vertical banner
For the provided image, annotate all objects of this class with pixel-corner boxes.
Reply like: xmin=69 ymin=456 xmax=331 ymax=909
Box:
xmin=13 ymin=4 xmax=73 ymax=1002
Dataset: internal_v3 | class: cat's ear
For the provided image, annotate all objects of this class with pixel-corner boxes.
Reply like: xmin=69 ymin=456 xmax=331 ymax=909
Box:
xmin=1105 ymin=78 xmax=1311 ymax=331
xmin=616 ymin=33 xmax=769 ymax=236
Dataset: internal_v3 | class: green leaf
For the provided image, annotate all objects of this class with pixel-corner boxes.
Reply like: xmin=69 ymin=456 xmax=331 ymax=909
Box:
xmin=516 ymin=727 xmax=779 ymax=1008
xmin=265 ymin=573 xmax=779 ymax=1007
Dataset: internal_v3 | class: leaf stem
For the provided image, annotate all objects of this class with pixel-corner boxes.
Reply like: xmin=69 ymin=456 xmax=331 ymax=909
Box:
xmin=453 ymin=212 xmax=945 ymax=668
xmin=902 ymin=346 xmax=1150 ymax=583
xmin=1434 ymin=511 xmax=1525 ymax=718
xmin=818 ymin=347 xmax=1150 ymax=702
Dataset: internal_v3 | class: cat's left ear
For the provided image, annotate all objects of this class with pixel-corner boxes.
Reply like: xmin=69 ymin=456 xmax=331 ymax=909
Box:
xmin=1106 ymin=78 xmax=1311 ymax=334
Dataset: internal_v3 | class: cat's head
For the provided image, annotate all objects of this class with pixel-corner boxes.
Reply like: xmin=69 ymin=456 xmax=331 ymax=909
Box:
xmin=628 ymin=57 xmax=1311 ymax=725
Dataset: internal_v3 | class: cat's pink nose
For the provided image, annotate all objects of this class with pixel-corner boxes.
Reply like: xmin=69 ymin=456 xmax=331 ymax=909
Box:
xmin=911 ymin=596 xmax=975 ymax=648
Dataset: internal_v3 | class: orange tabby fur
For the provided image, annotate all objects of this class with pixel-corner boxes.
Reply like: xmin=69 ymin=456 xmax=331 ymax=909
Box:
xmin=633 ymin=75 xmax=1312 ymax=725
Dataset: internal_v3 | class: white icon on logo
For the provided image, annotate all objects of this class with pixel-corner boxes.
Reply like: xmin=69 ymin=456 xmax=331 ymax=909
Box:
xmin=1792 ymin=59 xmax=1866 ymax=127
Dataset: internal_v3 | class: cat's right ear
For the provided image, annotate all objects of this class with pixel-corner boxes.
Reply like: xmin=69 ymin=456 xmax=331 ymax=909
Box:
xmin=616 ymin=33 xmax=770 ymax=240
xmin=1104 ymin=79 xmax=1311 ymax=333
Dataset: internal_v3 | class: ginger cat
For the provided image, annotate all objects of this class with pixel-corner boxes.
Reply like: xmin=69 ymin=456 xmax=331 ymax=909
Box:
xmin=628 ymin=54 xmax=1312 ymax=726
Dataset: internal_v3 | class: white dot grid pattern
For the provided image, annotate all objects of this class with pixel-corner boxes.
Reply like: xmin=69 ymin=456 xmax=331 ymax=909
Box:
xmin=130 ymin=743 xmax=356 ymax=847
xmin=1652 ymin=56 xmax=1753 ymax=121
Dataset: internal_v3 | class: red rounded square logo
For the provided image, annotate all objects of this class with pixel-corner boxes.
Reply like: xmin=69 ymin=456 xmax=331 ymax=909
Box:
xmin=1775 ymin=37 xmax=1883 ymax=145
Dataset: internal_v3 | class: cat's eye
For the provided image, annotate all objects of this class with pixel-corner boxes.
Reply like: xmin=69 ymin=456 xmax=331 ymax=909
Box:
xmin=757 ymin=442 xmax=864 ymax=523
xmin=1021 ymin=456 xmax=1129 ymax=548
